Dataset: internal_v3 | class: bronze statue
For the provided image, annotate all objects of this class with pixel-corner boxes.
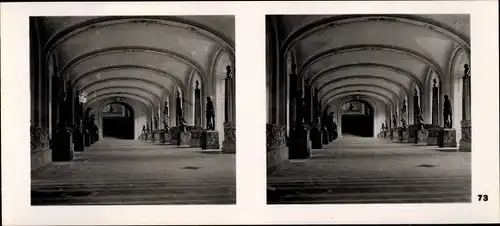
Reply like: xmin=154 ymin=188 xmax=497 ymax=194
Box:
xmin=401 ymin=118 xmax=407 ymax=130
xmin=153 ymin=116 xmax=158 ymax=131
xmin=142 ymin=125 xmax=146 ymax=133
xmin=443 ymin=95 xmax=452 ymax=128
xmin=464 ymin=64 xmax=470 ymax=77
xmin=146 ymin=123 xmax=150 ymax=132
xmin=392 ymin=115 xmax=397 ymax=128
xmin=206 ymin=96 xmax=215 ymax=130
xmin=163 ymin=118 xmax=169 ymax=131
xmin=402 ymin=99 xmax=407 ymax=115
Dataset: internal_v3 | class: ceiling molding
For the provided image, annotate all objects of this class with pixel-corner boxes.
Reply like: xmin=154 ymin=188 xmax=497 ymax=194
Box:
xmin=323 ymin=90 xmax=393 ymax=106
xmin=310 ymin=63 xmax=424 ymax=91
xmin=282 ymin=14 xmax=470 ymax=57
xmin=320 ymin=84 xmax=399 ymax=102
xmin=300 ymin=44 xmax=445 ymax=80
xmin=85 ymin=85 xmax=162 ymax=103
xmin=80 ymin=77 xmax=170 ymax=98
xmin=44 ymin=16 xmax=235 ymax=61
xmin=85 ymin=92 xmax=153 ymax=109
xmin=72 ymin=65 xmax=185 ymax=95
xmin=317 ymin=74 xmax=409 ymax=99
xmin=62 ymin=46 xmax=206 ymax=80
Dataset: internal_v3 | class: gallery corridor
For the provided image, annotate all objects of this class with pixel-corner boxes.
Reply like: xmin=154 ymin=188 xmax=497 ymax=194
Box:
xmin=29 ymin=16 xmax=236 ymax=205
xmin=267 ymin=136 xmax=471 ymax=204
xmin=31 ymin=139 xmax=236 ymax=205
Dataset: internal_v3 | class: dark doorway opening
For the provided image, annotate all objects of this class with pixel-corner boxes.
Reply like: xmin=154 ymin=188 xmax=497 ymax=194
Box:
xmin=102 ymin=102 xmax=134 ymax=139
xmin=340 ymin=100 xmax=374 ymax=137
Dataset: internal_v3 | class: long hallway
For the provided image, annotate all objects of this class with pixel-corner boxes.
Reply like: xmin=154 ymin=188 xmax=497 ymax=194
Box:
xmin=267 ymin=136 xmax=471 ymax=204
xmin=31 ymin=139 xmax=236 ymax=205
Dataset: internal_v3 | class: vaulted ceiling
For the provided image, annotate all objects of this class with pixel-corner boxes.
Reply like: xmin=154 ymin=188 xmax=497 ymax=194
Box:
xmin=276 ymin=14 xmax=470 ymax=106
xmin=37 ymin=16 xmax=235 ymax=109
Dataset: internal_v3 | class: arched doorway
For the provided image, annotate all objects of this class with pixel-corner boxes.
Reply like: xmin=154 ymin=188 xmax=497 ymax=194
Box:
xmin=340 ymin=100 xmax=374 ymax=137
xmin=101 ymin=102 xmax=135 ymax=139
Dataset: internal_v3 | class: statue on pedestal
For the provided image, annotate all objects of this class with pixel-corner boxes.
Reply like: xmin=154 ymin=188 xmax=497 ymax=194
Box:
xmin=443 ymin=95 xmax=453 ymax=128
xmin=206 ymin=96 xmax=215 ymax=130
xmin=401 ymin=118 xmax=407 ymax=130
xmin=153 ymin=116 xmax=158 ymax=131
xmin=392 ymin=115 xmax=397 ymax=129
xmin=146 ymin=123 xmax=150 ymax=133
xmin=179 ymin=115 xmax=187 ymax=132
xmin=142 ymin=125 xmax=146 ymax=133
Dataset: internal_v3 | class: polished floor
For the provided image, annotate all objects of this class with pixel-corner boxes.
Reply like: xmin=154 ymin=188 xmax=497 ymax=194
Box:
xmin=267 ymin=135 xmax=471 ymax=204
xmin=31 ymin=139 xmax=236 ymax=205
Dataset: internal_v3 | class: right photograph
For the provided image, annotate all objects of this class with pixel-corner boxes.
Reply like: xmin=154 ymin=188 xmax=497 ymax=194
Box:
xmin=266 ymin=14 xmax=471 ymax=204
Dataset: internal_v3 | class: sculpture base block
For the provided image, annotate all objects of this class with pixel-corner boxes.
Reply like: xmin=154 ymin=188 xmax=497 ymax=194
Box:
xmin=310 ymin=128 xmax=322 ymax=149
xmin=417 ymin=129 xmax=428 ymax=144
xmin=459 ymin=139 xmax=471 ymax=152
xmin=438 ymin=128 xmax=457 ymax=148
xmin=322 ymin=129 xmax=329 ymax=145
xmin=402 ymin=130 xmax=410 ymax=143
xmin=460 ymin=120 xmax=471 ymax=152
xmin=190 ymin=130 xmax=204 ymax=148
xmin=178 ymin=131 xmax=191 ymax=146
xmin=202 ymin=131 xmax=220 ymax=149
xmin=222 ymin=122 xmax=236 ymax=153
xmin=31 ymin=148 xmax=52 ymax=172
xmin=267 ymin=124 xmax=287 ymax=173
xmin=52 ymin=131 xmax=74 ymax=162
xmin=427 ymin=127 xmax=439 ymax=146
xmin=289 ymin=126 xmax=311 ymax=159
xmin=395 ymin=128 xmax=404 ymax=142
xmin=146 ymin=133 xmax=153 ymax=142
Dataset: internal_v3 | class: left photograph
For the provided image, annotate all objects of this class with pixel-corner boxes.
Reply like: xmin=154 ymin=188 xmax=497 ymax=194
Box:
xmin=30 ymin=16 xmax=236 ymax=205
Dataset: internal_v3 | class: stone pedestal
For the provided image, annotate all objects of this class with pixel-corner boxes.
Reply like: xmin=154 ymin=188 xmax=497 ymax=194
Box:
xmin=322 ymin=128 xmax=329 ymax=145
xmin=407 ymin=125 xmax=418 ymax=143
xmin=52 ymin=128 xmax=74 ymax=162
xmin=84 ymin=132 xmax=91 ymax=147
xmin=190 ymin=129 xmax=204 ymax=148
xmin=170 ymin=127 xmax=180 ymax=144
xmin=396 ymin=128 xmax=404 ymax=142
xmin=460 ymin=120 xmax=471 ymax=152
xmin=178 ymin=131 xmax=192 ymax=146
xmin=426 ymin=125 xmax=440 ymax=146
xmin=73 ymin=129 xmax=85 ymax=152
xmin=202 ymin=130 xmax=220 ymax=149
xmin=310 ymin=127 xmax=322 ymax=149
xmin=417 ymin=129 xmax=428 ymax=144
xmin=438 ymin=128 xmax=457 ymax=148
xmin=146 ymin=132 xmax=153 ymax=142
xmin=267 ymin=124 xmax=288 ymax=173
xmin=222 ymin=122 xmax=236 ymax=153
xmin=156 ymin=130 xmax=166 ymax=144
xmin=31 ymin=126 xmax=52 ymax=171
xmin=402 ymin=129 xmax=409 ymax=143
xmin=164 ymin=131 xmax=172 ymax=144
xmin=289 ymin=125 xmax=311 ymax=159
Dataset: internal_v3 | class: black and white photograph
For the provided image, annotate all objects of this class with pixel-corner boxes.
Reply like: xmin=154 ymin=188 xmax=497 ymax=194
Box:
xmin=266 ymin=14 xmax=472 ymax=204
xmin=29 ymin=16 xmax=236 ymax=205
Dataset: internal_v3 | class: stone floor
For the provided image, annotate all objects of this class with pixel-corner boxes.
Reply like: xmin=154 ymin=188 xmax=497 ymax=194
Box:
xmin=267 ymin=135 xmax=471 ymax=204
xmin=31 ymin=138 xmax=236 ymax=205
